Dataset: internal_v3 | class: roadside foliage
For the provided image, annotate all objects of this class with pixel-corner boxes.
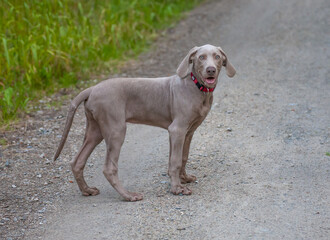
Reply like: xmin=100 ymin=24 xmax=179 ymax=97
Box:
xmin=0 ymin=0 xmax=199 ymax=124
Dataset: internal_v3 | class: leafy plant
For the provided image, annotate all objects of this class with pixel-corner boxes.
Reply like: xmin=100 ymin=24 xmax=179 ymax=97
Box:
xmin=0 ymin=0 xmax=200 ymax=125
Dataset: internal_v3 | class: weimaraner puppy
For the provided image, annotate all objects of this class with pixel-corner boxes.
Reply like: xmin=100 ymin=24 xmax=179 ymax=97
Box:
xmin=54 ymin=44 xmax=236 ymax=201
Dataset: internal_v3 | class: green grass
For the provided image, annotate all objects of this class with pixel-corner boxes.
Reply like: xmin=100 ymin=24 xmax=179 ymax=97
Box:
xmin=0 ymin=0 xmax=200 ymax=125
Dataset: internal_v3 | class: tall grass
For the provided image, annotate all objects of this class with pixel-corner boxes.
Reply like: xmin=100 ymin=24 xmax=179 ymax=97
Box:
xmin=0 ymin=0 xmax=199 ymax=124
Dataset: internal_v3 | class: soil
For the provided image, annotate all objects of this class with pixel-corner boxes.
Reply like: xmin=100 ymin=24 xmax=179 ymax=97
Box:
xmin=1 ymin=0 xmax=329 ymax=239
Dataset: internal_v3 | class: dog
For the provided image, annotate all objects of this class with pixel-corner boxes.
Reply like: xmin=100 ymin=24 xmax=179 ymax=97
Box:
xmin=54 ymin=44 xmax=236 ymax=201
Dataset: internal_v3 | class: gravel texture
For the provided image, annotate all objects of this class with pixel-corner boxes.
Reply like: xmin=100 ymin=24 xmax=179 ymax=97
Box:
xmin=1 ymin=0 xmax=329 ymax=239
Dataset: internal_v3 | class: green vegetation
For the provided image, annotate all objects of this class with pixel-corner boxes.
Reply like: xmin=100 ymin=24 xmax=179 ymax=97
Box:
xmin=0 ymin=0 xmax=200 ymax=125
xmin=0 ymin=138 xmax=7 ymax=145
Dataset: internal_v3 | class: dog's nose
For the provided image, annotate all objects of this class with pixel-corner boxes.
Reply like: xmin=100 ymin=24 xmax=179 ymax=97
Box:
xmin=206 ymin=66 xmax=216 ymax=75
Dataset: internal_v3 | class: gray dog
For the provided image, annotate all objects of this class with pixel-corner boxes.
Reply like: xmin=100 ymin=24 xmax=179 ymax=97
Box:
xmin=54 ymin=44 xmax=236 ymax=201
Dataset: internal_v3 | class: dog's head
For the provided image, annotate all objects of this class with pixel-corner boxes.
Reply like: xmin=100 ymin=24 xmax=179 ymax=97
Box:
xmin=176 ymin=44 xmax=236 ymax=88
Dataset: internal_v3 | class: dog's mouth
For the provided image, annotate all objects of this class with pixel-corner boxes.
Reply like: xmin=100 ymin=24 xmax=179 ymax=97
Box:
xmin=204 ymin=77 xmax=216 ymax=84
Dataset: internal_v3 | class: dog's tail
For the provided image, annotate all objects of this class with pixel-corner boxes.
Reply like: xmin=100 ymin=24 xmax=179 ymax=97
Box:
xmin=53 ymin=87 xmax=93 ymax=161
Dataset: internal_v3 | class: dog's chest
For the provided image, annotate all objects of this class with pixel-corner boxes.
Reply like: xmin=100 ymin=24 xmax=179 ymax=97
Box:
xmin=200 ymin=102 xmax=211 ymax=117
xmin=196 ymin=94 xmax=213 ymax=117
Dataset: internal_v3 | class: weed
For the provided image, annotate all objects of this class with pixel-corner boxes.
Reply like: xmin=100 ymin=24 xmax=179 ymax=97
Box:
xmin=0 ymin=0 xmax=200 ymax=125
xmin=0 ymin=138 xmax=7 ymax=146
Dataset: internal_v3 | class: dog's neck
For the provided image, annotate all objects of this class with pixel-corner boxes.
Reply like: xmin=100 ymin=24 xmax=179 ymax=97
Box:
xmin=190 ymin=72 xmax=215 ymax=93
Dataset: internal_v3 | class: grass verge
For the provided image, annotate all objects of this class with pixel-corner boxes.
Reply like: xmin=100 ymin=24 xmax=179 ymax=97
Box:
xmin=0 ymin=0 xmax=200 ymax=126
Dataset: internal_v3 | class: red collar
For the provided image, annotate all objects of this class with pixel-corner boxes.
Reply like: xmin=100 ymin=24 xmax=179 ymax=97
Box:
xmin=190 ymin=72 xmax=215 ymax=92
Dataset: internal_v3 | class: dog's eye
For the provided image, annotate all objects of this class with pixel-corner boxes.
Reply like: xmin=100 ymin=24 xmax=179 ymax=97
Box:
xmin=215 ymin=55 xmax=221 ymax=60
xmin=199 ymin=55 xmax=205 ymax=60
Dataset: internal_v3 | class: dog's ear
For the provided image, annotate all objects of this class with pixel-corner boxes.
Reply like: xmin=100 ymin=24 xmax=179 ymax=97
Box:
xmin=176 ymin=46 xmax=200 ymax=79
xmin=218 ymin=47 xmax=236 ymax=78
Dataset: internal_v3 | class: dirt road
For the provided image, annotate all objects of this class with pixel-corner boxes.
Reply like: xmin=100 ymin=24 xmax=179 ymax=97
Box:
xmin=2 ymin=0 xmax=329 ymax=239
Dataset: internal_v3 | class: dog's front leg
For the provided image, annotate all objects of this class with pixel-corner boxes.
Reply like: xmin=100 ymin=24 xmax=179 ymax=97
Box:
xmin=168 ymin=125 xmax=192 ymax=195
xmin=180 ymin=133 xmax=197 ymax=184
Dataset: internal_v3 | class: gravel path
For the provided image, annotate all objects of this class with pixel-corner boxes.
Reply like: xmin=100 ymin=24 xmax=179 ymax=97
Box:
xmin=1 ymin=0 xmax=329 ymax=239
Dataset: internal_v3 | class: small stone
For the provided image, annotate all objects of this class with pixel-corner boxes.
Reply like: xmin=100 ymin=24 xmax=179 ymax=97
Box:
xmin=177 ymin=227 xmax=186 ymax=231
xmin=38 ymin=207 xmax=46 ymax=213
xmin=31 ymin=196 xmax=39 ymax=201
xmin=5 ymin=160 xmax=10 ymax=167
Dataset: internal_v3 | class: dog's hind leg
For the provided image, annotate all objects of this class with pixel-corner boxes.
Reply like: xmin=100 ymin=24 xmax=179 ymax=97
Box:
xmin=71 ymin=109 xmax=103 ymax=196
xmin=101 ymin=121 xmax=143 ymax=202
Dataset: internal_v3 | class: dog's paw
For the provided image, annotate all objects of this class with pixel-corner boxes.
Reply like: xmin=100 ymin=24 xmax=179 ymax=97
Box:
xmin=171 ymin=185 xmax=192 ymax=195
xmin=124 ymin=192 xmax=144 ymax=202
xmin=82 ymin=187 xmax=100 ymax=196
xmin=180 ymin=174 xmax=197 ymax=184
